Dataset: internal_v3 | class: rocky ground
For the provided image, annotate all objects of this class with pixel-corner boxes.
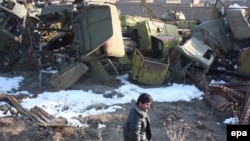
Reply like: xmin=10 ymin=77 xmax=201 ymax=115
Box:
xmin=0 ymin=66 xmax=230 ymax=141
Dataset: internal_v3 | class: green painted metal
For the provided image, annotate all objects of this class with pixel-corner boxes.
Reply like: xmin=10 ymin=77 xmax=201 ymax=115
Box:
xmin=120 ymin=15 xmax=179 ymax=85
xmin=72 ymin=5 xmax=113 ymax=54
xmin=130 ymin=49 xmax=169 ymax=85
xmin=49 ymin=63 xmax=89 ymax=89
xmin=237 ymin=47 xmax=250 ymax=75
xmin=25 ymin=3 xmax=122 ymax=89
xmin=120 ymin=15 xmax=179 ymax=54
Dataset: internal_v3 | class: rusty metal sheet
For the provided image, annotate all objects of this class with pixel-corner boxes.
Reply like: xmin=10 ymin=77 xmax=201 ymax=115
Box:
xmin=204 ymin=94 xmax=231 ymax=112
xmin=191 ymin=19 xmax=231 ymax=51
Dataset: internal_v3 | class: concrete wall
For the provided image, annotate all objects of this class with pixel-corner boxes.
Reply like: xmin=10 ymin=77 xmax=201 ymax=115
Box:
xmin=115 ymin=2 xmax=250 ymax=21
xmin=116 ymin=3 xmax=212 ymax=21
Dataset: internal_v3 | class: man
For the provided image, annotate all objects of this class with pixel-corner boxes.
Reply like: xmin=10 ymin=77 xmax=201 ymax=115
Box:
xmin=123 ymin=93 xmax=153 ymax=141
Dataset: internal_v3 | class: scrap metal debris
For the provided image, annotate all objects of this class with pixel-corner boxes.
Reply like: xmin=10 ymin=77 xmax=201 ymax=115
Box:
xmin=0 ymin=0 xmax=250 ymax=124
xmin=0 ymin=93 xmax=69 ymax=127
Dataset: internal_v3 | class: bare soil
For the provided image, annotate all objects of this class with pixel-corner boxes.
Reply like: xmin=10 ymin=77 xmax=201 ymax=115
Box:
xmin=0 ymin=66 xmax=229 ymax=141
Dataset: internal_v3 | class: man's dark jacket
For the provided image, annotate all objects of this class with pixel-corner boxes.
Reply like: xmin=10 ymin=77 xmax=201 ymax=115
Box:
xmin=123 ymin=104 xmax=151 ymax=141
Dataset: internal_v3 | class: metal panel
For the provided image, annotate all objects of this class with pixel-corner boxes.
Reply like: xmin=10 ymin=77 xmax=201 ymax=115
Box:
xmin=226 ymin=9 xmax=250 ymax=40
xmin=130 ymin=49 xmax=169 ymax=85
xmin=73 ymin=5 xmax=113 ymax=54
xmin=175 ymin=37 xmax=215 ymax=72
xmin=49 ymin=63 xmax=89 ymax=89
xmin=138 ymin=59 xmax=169 ymax=85
xmin=237 ymin=47 xmax=250 ymax=75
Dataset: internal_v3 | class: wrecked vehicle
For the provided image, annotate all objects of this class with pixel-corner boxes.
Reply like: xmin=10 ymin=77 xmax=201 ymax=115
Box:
xmin=119 ymin=0 xmax=250 ymax=124
xmin=189 ymin=0 xmax=250 ymax=124
xmin=0 ymin=0 xmax=28 ymax=70
xmin=0 ymin=0 xmax=249 ymax=124
xmin=119 ymin=15 xmax=180 ymax=85
xmin=0 ymin=0 xmax=125 ymax=89
xmin=119 ymin=13 xmax=216 ymax=87
xmin=0 ymin=0 xmax=225 ymax=88
xmin=160 ymin=3 xmax=198 ymax=31
xmin=117 ymin=1 xmax=213 ymax=87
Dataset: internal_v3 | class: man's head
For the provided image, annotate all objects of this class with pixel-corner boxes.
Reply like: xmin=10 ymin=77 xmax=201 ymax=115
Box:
xmin=136 ymin=93 xmax=153 ymax=112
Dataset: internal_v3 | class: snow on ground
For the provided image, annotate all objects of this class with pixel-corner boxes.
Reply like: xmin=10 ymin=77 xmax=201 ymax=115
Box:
xmin=0 ymin=74 xmax=237 ymax=126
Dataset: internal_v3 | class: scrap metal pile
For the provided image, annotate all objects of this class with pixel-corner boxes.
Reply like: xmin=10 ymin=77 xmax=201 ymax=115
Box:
xmin=119 ymin=0 xmax=250 ymax=124
xmin=0 ymin=0 xmax=125 ymax=89
xmin=0 ymin=0 xmax=250 ymax=124
xmin=191 ymin=0 xmax=250 ymax=125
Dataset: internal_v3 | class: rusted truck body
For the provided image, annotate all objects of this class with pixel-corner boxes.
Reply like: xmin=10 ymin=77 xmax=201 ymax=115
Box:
xmin=119 ymin=15 xmax=179 ymax=85
xmin=0 ymin=0 xmax=125 ymax=89
xmin=119 ymin=13 xmax=216 ymax=86
xmin=0 ymin=0 xmax=250 ymax=124
xmin=119 ymin=0 xmax=250 ymax=124
xmin=190 ymin=0 xmax=250 ymax=124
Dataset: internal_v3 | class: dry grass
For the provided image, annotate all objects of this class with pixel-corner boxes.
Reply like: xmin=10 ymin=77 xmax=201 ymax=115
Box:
xmin=164 ymin=118 xmax=191 ymax=141
xmin=76 ymin=109 xmax=126 ymax=140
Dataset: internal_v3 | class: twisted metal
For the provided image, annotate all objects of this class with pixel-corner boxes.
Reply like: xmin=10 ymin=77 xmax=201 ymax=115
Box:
xmin=206 ymin=83 xmax=250 ymax=124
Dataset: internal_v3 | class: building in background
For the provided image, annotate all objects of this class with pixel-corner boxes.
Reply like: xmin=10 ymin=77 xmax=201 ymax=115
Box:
xmin=166 ymin=0 xmax=181 ymax=4
xmin=116 ymin=0 xmax=248 ymax=4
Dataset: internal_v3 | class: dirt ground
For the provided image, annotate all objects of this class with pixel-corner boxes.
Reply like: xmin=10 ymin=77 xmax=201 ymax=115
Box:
xmin=0 ymin=66 xmax=230 ymax=141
